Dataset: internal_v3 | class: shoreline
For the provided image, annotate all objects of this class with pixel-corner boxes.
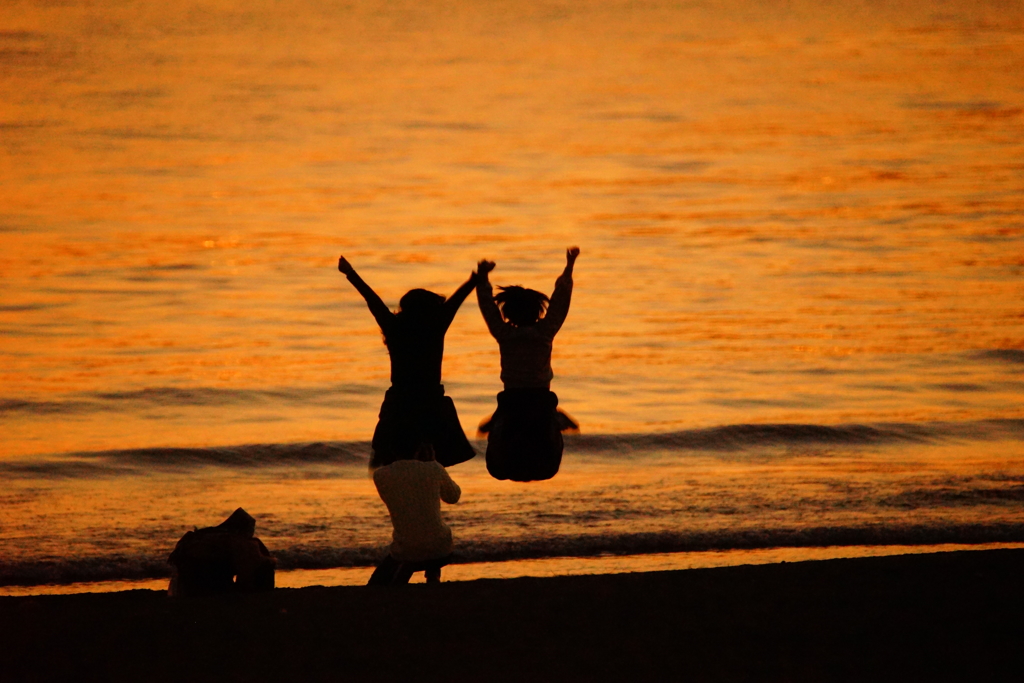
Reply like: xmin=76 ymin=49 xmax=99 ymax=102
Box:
xmin=2 ymin=548 xmax=1020 ymax=682
xmin=5 ymin=540 xmax=1024 ymax=598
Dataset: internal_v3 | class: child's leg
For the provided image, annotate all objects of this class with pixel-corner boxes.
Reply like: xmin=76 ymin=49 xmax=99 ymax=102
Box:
xmin=392 ymin=563 xmax=415 ymax=584
xmin=367 ymin=554 xmax=401 ymax=586
xmin=425 ymin=565 xmax=442 ymax=584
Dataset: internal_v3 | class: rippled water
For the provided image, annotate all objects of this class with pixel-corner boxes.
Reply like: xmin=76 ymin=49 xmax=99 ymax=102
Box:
xmin=1 ymin=0 xmax=1022 ymax=588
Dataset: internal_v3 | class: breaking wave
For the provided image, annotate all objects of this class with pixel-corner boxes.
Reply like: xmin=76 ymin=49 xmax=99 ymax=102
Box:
xmin=2 ymin=419 xmax=1022 ymax=478
xmin=567 ymin=419 xmax=1024 ymax=454
xmin=0 ymin=384 xmax=380 ymax=416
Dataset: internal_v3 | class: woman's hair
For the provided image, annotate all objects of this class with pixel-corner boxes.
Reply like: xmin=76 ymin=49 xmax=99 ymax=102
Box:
xmin=398 ymin=288 xmax=446 ymax=316
xmin=494 ymin=285 xmax=549 ymax=326
xmin=383 ymin=289 xmax=446 ymax=345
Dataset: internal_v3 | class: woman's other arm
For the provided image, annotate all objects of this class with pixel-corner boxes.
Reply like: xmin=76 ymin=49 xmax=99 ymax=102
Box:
xmin=338 ymin=256 xmax=394 ymax=331
xmin=440 ymin=269 xmax=479 ymax=329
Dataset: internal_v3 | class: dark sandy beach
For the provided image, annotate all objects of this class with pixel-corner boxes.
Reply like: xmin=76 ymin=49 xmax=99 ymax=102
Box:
xmin=2 ymin=549 xmax=1020 ymax=682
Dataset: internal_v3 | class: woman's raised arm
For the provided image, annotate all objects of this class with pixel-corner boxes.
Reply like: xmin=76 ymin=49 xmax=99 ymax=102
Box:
xmin=338 ymin=255 xmax=394 ymax=331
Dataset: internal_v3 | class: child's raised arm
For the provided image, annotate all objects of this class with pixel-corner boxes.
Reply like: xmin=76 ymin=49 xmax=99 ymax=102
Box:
xmin=338 ymin=255 xmax=394 ymax=331
xmin=563 ymin=246 xmax=579 ymax=277
xmin=475 ymin=259 xmax=507 ymax=339
xmin=543 ymin=247 xmax=579 ymax=334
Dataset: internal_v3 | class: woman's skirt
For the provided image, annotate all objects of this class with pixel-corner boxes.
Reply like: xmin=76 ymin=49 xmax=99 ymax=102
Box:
xmin=371 ymin=384 xmax=476 ymax=468
xmin=479 ymin=388 xmax=578 ymax=482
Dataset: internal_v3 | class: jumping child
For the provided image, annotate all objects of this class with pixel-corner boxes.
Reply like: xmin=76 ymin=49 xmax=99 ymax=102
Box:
xmin=475 ymin=247 xmax=580 ymax=482
xmin=338 ymin=256 xmax=477 ymax=469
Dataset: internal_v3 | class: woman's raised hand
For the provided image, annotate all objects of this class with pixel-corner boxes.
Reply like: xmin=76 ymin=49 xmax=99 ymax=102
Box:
xmin=477 ymin=259 xmax=496 ymax=276
xmin=338 ymin=256 xmax=355 ymax=276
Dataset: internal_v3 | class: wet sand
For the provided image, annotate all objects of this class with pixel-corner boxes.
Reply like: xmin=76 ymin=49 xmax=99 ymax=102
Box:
xmin=1 ymin=549 xmax=1020 ymax=682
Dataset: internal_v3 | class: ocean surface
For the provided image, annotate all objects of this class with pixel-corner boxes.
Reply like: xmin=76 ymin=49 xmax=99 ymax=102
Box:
xmin=2 ymin=0 xmax=1023 ymax=591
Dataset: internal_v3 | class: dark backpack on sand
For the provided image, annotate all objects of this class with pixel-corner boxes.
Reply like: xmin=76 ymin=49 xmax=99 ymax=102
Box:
xmin=168 ymin=508 xmax=275 ymax=597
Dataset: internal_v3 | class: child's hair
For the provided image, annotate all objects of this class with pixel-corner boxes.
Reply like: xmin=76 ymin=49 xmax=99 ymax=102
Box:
xmin=414 ymin=441 xmax=436 ymax=462
xmin=494 ymin=286 xmax=549 ymax=326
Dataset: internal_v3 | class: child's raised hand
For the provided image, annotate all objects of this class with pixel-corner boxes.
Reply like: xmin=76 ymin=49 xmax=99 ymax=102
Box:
xmin=477 ymin=259 xmax=496 ymax=275
xmin=566 ymin=246 xmax=580 ymax=264
xmin=338 ymin=256 xmax=355 ymax=275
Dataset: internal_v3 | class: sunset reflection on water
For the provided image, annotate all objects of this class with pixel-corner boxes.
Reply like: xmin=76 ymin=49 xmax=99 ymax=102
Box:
xmin=1 ymin=0 xmax=1022 ymax=592
xmin=3 ymin=0 xmax=1022 ymax=458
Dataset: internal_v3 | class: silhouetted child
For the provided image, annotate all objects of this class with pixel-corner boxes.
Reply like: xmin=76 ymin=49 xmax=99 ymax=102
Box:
xmin=475 ymin=247 xmax=580 ymax=481
xmin=367 ymin=443 xmax=461 ymax=585
xmin=338 ymin=256 xmax=477 ymax=468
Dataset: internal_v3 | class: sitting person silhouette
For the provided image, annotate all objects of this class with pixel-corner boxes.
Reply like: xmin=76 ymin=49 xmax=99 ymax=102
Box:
xmin=475 ymin=247 xmax=580 ymax=482
xmin=367 ymin=442 xmax=461 ymax=585
xmin=338 ymin=255 xmax=477 ymax=468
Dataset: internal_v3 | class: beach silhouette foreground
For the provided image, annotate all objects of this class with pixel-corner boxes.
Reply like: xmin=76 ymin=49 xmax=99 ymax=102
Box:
xmin=1 ymin=549 xmax=1020 ymax=682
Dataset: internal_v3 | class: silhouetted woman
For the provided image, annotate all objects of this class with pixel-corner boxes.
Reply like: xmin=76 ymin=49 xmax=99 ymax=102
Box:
xmin=338 ymin=256 xmax=477 ymax=469
xmin=475 ymin=247 xmax=580 ymax=481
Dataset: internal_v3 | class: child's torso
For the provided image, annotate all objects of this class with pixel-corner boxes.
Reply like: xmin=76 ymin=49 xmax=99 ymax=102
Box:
xmin=498 ymin=325 xmax=555 ymax=388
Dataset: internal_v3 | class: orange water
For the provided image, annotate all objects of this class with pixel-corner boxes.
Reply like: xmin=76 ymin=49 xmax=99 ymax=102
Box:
xmin=1 ymin=0 xmax=1023 ymax=590
xmin=2 ymin=0 xmax=1022 ymax=458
